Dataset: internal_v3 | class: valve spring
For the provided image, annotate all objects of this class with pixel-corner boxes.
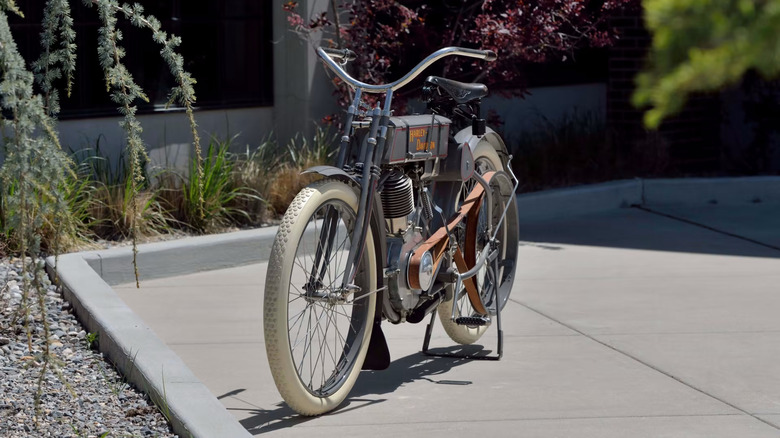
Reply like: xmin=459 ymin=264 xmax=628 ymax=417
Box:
xmin=421 ymin=187 xmax=433 ymax=221
xmin=381 ymin=172 xmax=415 ymax=219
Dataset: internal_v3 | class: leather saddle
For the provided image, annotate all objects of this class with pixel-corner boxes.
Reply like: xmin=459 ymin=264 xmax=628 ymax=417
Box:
xmin=425 ymin=76 xmax=488 ymax=104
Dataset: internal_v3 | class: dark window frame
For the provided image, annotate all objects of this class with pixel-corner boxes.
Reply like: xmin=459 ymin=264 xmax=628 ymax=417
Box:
xmin=9 ymin=1 xmax=274 ymax=120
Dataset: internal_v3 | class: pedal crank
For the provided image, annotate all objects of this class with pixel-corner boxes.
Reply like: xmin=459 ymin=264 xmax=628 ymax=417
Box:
xmin=454 ymin=315 xmax=490 ymax=326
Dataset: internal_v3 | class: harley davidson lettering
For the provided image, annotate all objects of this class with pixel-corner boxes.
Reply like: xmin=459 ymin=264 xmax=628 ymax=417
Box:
xmin=409 ymin=128 xmax=436 ymax=152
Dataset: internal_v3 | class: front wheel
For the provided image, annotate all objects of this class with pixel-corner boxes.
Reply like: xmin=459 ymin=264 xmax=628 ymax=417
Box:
xmin=437 ymin=142 xmax=519 ymax=345
xmin=264 ymin=179 xmax=376 ymax=416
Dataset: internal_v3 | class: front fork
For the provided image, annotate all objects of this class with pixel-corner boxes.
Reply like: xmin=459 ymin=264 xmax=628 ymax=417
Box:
xmin=306 ymin=89 xmax=394 ymax=298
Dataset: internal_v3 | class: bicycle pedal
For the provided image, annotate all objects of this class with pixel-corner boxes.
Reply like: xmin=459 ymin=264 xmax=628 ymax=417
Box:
xmin=455 ymin=316 xmax=490 ymax=326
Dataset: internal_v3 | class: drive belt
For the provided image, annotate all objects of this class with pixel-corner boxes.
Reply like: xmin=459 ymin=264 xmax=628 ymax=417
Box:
xmin=408 ymin=171 xmax=495 ymax=315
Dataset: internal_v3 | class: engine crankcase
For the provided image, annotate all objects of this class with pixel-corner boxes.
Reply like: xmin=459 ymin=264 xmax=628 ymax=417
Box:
xmin=385 ymin=224 xmax=428 ymax=314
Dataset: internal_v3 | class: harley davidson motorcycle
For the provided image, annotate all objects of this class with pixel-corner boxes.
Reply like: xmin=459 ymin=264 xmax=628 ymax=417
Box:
xmin=264 ymin=46 xmax=519 ymax=415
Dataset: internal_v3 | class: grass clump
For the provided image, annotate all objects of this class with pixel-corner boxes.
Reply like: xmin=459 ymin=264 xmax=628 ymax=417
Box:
xmin=157 ymin=135 xmax=262 ymax=233
xmin=268 ymin=126 xmax=338 ymax=213
xmin=1 ymin=125 xmax=339 ymax=253
xmin=66 ymin=144 xmax=170 ymax=243
xmin=230 ymin=136 xmax=280 ymax=226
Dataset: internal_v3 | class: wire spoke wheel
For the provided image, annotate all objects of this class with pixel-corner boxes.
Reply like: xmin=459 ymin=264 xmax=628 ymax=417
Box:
xmin=264 ymin=179 xmax=376 ymax=415
xmin=437 ymin=143 xmax=519 ymax=345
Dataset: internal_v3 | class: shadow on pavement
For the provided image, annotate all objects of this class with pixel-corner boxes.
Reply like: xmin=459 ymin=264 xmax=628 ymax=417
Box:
xmin=519 ymin=206 xmax=780 ymax=259
xmin=350 ymin=345 xmax=486 ymax=396
xmin=236 ymin=346 xmax=483 ymax=435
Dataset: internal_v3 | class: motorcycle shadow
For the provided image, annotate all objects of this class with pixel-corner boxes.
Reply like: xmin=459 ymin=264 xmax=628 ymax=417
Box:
xmin=239 ymin=345 xmax=486 ymax=435
xmin=350 ymin=344 xmax=487 ymax=396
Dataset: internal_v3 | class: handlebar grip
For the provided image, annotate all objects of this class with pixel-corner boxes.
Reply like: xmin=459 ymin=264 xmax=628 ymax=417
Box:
xmin=458 ymin=47 xmax=498 ymax=62
xmin=321 ymin=47 xmax=357 ymax=62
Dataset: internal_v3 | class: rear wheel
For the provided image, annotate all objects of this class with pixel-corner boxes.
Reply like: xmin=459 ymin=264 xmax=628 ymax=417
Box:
xmin=264 ymin=179 xmax=376 ymax=415
xmin=437 ymin=142 xmax=518 ymax=345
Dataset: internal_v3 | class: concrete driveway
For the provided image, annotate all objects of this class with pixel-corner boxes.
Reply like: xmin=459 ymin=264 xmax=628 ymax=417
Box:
xmin=115 ymin=202 xmax=780 ymax=437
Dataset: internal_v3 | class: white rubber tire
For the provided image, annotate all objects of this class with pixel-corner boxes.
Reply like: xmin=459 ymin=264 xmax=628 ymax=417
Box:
xmin=437 ymin=142 xmax=503 ymax=345
xmin=264 ymin=179 xmax=376 ymax=416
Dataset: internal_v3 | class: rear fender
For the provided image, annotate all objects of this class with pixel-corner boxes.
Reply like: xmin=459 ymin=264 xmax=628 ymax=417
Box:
xmin=454 ymin=127 xmax=510 ymax=165
xmin=431 ymin=127 xmax=511 ymax=230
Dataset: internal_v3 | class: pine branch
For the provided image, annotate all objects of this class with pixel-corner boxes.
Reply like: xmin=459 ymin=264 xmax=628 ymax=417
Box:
xmin=0 ymin=0 xmax=23 ymax=17
xmin=86 ymin=0 xmax=204 ymax=281
xmin=33 ymin=0 xmax=77 ymax=116
xmin=90 ymin=0 xmax=149 ymax=287
xmin=0 ymin=8 xmax=73 ymax=424
xmin=0 ymin=10 xmax=71 ymax=255
xmin=112 ymin=2 xmax=204 ymax=221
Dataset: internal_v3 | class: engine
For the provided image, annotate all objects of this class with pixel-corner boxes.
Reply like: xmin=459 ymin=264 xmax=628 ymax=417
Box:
xmin=381 ymin=171 xmax=437 ymax=317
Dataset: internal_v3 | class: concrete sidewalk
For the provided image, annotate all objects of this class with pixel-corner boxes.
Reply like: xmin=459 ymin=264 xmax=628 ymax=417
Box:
xmin=114 ymin=202 xmax=780 ymax=437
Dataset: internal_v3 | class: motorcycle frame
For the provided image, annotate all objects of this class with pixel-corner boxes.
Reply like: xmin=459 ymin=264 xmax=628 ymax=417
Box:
xmin=308 ymin=47 xmax=517 ymax=336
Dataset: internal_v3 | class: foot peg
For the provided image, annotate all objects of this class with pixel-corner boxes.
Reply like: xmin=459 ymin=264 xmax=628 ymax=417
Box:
xmin=455 ymin=316 xmax=490 ymax=326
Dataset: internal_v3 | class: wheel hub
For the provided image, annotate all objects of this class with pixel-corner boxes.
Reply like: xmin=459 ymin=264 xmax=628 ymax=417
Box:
xmin=304 ymin=282 xmax=361 ymax=305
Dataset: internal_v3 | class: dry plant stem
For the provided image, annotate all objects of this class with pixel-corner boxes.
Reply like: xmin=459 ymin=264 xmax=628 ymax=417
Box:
xmin=92 ymin=0 xmax=170 ymax=288
xmin=12 ymin=109 xmax=34 ymax=353
xmin=52 ymin=221 xmax=62 ymax=284
xmin=33 ymin=265 xmax=52 ymax=425
xmin=185 ymin=103 xmax=204 ymax=220
xmin=34 ymin=359 xmax=49 ymax=425
xmin=117 ymin=75 xmax=143 ymax=291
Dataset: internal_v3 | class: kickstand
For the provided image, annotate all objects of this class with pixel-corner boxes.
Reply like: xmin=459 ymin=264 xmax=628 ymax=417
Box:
xmin=421 ymin=285 xmax=503 ymax=361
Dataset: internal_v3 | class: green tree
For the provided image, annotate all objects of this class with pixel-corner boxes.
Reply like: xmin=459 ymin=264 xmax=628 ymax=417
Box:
xmin=634 ymin=0 xmax=780 ymax=128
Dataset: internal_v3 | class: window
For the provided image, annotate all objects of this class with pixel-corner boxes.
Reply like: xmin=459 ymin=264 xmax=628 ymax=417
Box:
xmin=9 ymin=0 xmax=273 ymax=119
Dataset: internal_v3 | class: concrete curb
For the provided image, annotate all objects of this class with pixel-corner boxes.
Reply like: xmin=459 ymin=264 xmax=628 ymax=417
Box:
xmin=516 ymin=176 xmax=780 ymax=223
xmin=81 ymin=227 xmax=278 ymax=286
xmin=46 ymin=254 xmax=254 ymax=438
xmin=641 ymin=176 xmax=780 ymax=206
xmin=515 ymin=179 xmax=642 ymax=223
xmin=46 ymin=175 xmax=780 ymax=438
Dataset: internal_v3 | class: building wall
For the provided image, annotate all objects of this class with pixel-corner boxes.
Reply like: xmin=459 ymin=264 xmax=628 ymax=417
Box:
xmin=4 ymin=1 xmax=605 ymax=174
xmin=483 ymin=83 xmax=607 ymax=140
xmin=56 ymin=107 xmax=274 ymax=171
xmin=272 ymin=0 xmax=339 ymax=144
xmin=26 ymin=0 xmax=332 ymax=172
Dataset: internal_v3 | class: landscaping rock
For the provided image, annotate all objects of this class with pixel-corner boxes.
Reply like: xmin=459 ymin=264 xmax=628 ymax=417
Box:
xmin=0 ymin=257 xmax=176 ymax=438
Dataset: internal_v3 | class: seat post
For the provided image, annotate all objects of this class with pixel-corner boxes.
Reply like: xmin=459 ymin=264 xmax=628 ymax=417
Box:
xmin=472 ymin=99 xmax=486 ymax=136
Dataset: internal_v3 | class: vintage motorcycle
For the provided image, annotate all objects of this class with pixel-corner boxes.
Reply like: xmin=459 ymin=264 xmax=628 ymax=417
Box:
xmin=263 ymin=46 xmax=519 ymax=416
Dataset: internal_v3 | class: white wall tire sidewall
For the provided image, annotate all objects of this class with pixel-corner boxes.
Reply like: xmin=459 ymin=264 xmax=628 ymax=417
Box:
xmin=264 ymin=179 xmax=376 ymax=416
xmin=437 ymin=142 xmax=503 ymax=345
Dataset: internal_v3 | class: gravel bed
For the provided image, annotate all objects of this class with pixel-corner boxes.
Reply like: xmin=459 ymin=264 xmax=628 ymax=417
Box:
xmin=0 ymin=258 xmax=177 ymax=438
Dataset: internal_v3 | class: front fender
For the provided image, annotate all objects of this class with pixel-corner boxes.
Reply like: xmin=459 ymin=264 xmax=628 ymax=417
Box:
xmin=301 ymin=165 xmax=360 ymax=186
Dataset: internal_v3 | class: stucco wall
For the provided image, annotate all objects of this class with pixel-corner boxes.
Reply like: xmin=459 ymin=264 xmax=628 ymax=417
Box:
xmin=483 ymin=83 xmax=607 ymax=139
xmin=55 ymin=107 xmax=274 ymax=171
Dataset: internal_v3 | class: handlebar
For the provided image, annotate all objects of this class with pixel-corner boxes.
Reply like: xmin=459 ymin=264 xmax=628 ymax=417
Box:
xmin=321 ymin=47 xmax=357 ymax=62
xmin=316 ymin=46 xmax=497 ymax=94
